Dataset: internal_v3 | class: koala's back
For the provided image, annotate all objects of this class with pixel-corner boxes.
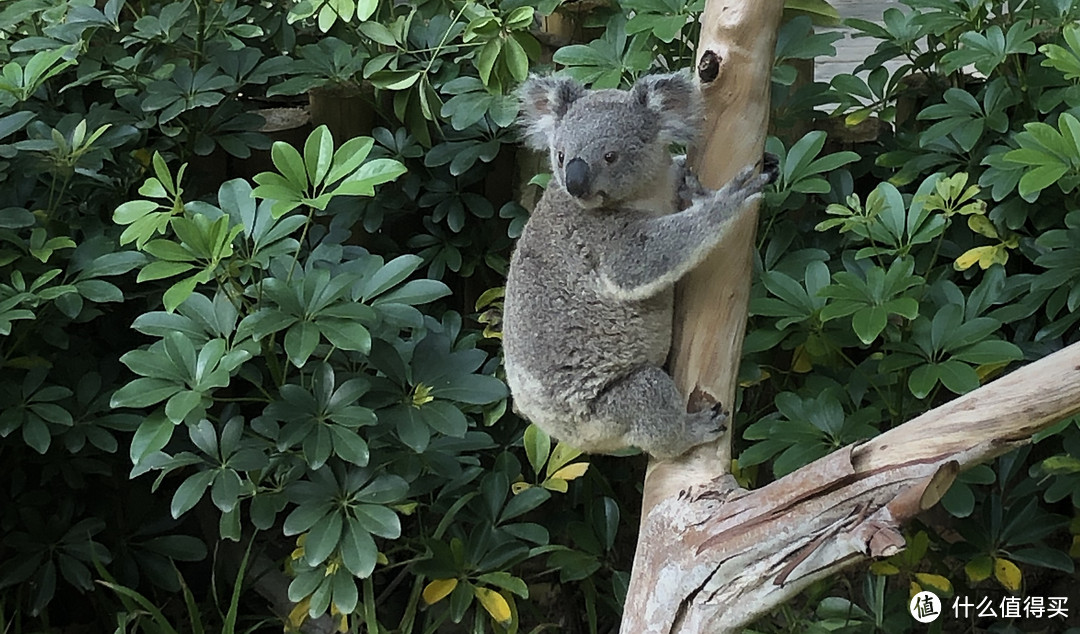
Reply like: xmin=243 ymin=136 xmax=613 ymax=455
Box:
xmin=503 ymin=186 xmax=673 ymax=421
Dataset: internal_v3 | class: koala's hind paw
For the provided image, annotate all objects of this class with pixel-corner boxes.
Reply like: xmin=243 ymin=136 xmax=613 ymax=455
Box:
xmin=709 ymin=401 xmax=729 ymax=431
xmin=686 ymin=405 xmax=727 ymax=446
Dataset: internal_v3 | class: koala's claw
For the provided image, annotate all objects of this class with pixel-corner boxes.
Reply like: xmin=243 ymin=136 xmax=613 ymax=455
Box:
xmin=762 ymin=152 xmax=780 ymax=185
xmin=675 ymin=155 xmax=709 ymax=206
xmin=710 ymin=402 xmax=729 ymax=433
xmin=685 ymin=404 xmax=728 ymax=446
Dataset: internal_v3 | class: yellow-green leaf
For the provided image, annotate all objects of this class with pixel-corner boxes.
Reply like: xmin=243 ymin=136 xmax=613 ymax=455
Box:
xmin=967 ymin=214 xmax=999 ymax=238
xmin=975 ymin=361 xmax=1010 ymax=381
xmin=288 ymin=597 xmax=312 ymax=629
xmin=473 ymin=587 xmax=512 ymax=626
xmin=545 ymin=443 xmax=582 ymax=478
xmin=869 ymin=561 xmax=900 ymax=576
xmin=791 ymin=344 xmax=813 ymax=373
xmin=954 ymin=245 xmax=997 ymax=271
xmin=423 ymin=578 xmax=458 ymax=605
xmin=845 ymin=107 xmax=872 ymax=127
xmin=965 ymin=555 xmax=993 ymax=583
xmin=914 ymin=573 xmax=953 ymax=595
xmin=993 ymin=557 xmax=1022 ymax=592
xmin=541 ymin=478 xmax=569 ymax=493
xmin=550 ymin=462 xmax=589 ymax=481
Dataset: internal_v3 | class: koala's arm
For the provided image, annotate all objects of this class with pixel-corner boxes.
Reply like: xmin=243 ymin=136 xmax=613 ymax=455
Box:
xmin=598 ymin=164 xmax=771 ymax=301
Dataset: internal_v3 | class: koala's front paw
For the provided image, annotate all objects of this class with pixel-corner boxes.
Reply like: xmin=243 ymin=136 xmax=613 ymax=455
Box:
xmin=718 ymin=162 xmax=773 ymax=205
xmin=675 ymin=155 xmax=709 ymax=207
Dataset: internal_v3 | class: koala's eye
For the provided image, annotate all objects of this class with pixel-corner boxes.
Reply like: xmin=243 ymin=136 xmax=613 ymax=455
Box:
xmin=557 ymin=151 xmax=565 ymax=167
xmin=604 ymin=151 xmax=618 ymax=164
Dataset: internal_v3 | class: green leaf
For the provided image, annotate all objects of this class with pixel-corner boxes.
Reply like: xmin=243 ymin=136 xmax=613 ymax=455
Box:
xmin=476 ymin=39 xmax=501 ymax=86
xmin=908 ymin=364 xmax=938 ymax=399
xmin=111 ymin=378 xmax=182 ymax=408
xmin=368 ymin=69 xmax=420 ymax=91
xmin=330 ymin=426 xmax=369 ymax=466
xmin=1018 ymin=164 xmax=1068 ymax=201
xmin=340 ymin=517 xmax=377 ymax=577
xmin=353 ymin=504 xmax=400 ymax=539
xmin=114 ymin=200 xmax=161 ymax=225
xmin=0 ymin=111 xmax=35 ymax=141
xmin=325 ymin=136 xmax=375 ymax=185
xmin=429 ymin=374 xmax=508 ymax=405
xmin=283 ymin=503 xmax=334 ymax=536
xmin=138 ymin=260 xmax=196 ymax=282
xmin=129 ymin=412 xmax=175 ymax=464
xmin=523 ymin=424 xmax=551 ymax=476
xmin=76 ymin=280 xmax=124 ymax=303
xmin=336 ymin=158 xmax=407 ymax=196
xmin=504 ymin=36 xmax=529 ymax=82
xmin=372 ymin=279 xmax=450 ymax=306
xmin=304 ymin=511 xmax=343 ymax=566
xmin=359 ymin=21 xmax=396 ymax=46
xmin=362 ymin=254 xmax=422 ymax=300
xmin=851 ymin=306 xmax=888 ymax=344
xmin=285 ymin=321 xmax=321 ymax=367
xmin=22 ymin=415 xmax=51 ymax=454
xmin=476 ymin=572 xmax=529 ymax=599
xmin=271 ymin=141 xmax=308 ymax=190
xmin=952 ymin=340 xmax=1023 ymax=364
xmin=500 ymin=486 xmax=550 ymax=523
xmin=171 ymin=470 xmax=216 ymax=518
xmin=420 ymin=400 xmax=469 ymax=437
xmin=936 ymin=360 xmax=980 ymax=394
xmin=317 ymin=318 xmax=371 ymax=354
xmin=330 ymin=569 xmax=358 ymax=614
xmin=163 ymin=276 xmax=201 ymax=313
xmin=304 ymin=125 xmax=334 ymax=187
xmin=165 ymin=390 xmax=203 ymax=424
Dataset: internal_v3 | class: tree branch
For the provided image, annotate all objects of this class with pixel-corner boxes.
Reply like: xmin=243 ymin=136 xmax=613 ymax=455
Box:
xmin=624 ymin=340 xmax=1080 ymax=633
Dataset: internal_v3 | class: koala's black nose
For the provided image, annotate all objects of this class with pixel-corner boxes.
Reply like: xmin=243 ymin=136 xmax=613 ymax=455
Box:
xmin=564 ymin=157 xmax=590 ymax=198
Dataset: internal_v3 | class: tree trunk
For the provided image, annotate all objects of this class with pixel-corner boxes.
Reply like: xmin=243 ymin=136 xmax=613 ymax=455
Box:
xmin=620 ymin=2 xmax=1080 ymax=632
xmin=622 ymin=2 xmax=785 ymax=629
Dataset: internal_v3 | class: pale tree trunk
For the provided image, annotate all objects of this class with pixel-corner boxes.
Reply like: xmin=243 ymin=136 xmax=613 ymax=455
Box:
xmin=620 ymin=2 xmax=1080 ymax=632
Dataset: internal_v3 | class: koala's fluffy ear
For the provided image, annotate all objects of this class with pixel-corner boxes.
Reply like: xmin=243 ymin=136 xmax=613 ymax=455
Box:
xmin=518 ymin=75 xmax=586 ymax=149
xmin=630 ymin=72 xmax=703 ymax=145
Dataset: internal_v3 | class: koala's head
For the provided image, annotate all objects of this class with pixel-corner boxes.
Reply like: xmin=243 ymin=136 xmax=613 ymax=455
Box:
xmin=519 ymin=73 xmax=702 ymax=209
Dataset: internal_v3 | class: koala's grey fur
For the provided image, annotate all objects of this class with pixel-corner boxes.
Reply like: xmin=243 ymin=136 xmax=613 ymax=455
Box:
xmin=503 ymin=72 xmax=772 ymax=460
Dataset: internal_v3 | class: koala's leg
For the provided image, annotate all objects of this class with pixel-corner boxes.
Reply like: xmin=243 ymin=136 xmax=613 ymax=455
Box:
xmin=598 ymin=163 xmax=773 ymax=301
xmin=591 ymin=366 xmax=725 ymax=460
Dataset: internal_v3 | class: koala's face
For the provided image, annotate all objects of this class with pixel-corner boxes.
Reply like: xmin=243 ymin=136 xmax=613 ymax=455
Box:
xmin=519 ymin=74 xmax=702 ymax=211
xmin=549 ymin=96 xmax=668 ymax=209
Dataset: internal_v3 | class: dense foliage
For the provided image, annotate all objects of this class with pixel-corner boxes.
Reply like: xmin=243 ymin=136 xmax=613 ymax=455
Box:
xmin=0 ymin=0 xmax=1077 ymax=632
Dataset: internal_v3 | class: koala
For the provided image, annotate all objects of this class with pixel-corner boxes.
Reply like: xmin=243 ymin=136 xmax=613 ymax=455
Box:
xmin=502 ymin=72 xmax=774 ymax=460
